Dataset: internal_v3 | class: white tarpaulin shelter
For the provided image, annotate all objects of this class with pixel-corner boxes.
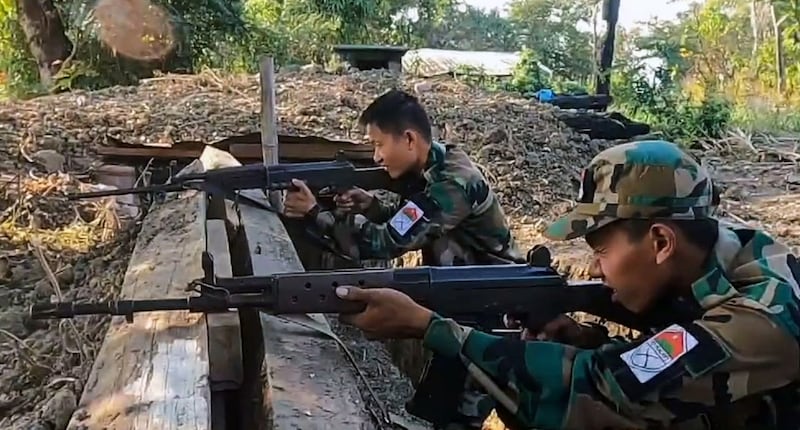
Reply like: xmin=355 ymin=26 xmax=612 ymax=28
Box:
xmin=401 ymin=48 xmax=552 ymax=78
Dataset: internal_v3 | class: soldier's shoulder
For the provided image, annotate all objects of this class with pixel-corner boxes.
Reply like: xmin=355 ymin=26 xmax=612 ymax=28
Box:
xmin=712 ymin=220 xmax=800 ymax=331
xmin=716 ymin=220 xmax=796 ymax=268
xmin=434 ymin=143 xmax=487 ymax=187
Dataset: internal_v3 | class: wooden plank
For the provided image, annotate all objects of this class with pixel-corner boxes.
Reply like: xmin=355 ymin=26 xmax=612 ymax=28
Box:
xmin=205 ymin=218 xmax=243 ymax=391
xmin=68 ymin=191 xmax=211 ymax=430
xmin=95 ymin=143 xmax=373 ymax=163
xmin=237 ymin=203 xmax=374 ymax=429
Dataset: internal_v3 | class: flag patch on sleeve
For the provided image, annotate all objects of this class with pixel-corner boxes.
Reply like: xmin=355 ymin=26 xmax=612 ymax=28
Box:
xmin=389 ymin=201 xmax=424 ymax=236
xmin=619 ymin=324 xmax=699 ymax=384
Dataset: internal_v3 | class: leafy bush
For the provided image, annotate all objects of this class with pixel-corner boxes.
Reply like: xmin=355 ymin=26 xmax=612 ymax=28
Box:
xmin=612 ymin=64 xmax=732 ymax=143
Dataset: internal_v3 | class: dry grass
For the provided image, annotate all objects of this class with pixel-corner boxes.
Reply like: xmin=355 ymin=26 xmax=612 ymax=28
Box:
xmin=0 ymin=173 xmax=121 ymax=254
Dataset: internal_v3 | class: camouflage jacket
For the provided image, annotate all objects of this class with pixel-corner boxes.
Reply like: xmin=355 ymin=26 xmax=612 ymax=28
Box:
xmin=422 ymin=222 xmax=800 ymax=429
xmin=310 ymin=141 xmax=524 ymax=265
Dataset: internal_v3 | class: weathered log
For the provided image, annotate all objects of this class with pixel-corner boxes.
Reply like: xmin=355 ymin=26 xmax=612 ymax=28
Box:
xmin=96 ymin=133 xmax=374 ymax=166
xmin=67 ymin=191 xmax=211 ymax=430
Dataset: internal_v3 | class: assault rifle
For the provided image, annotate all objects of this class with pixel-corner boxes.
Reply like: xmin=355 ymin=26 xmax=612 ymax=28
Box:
xmin=30 ymin=246 xmax=683 ymax=330
xmin=29 ymin=246 xmax=698 ymax=429
xmin=66 ymin=158 xmax=425 ymax=201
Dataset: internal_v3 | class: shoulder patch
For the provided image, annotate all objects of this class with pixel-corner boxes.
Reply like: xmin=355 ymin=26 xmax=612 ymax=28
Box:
xmin=600 ymin=322 xmax=730 ymax=401
xmin=389 ymin=200 xmax=425 ymax=236
xmin=620 ymin=324 xmax=698 ymax=383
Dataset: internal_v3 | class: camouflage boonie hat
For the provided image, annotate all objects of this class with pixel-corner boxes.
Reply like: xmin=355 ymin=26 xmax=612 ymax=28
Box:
xmin=543 ymin=140 xmax=716 ymax=241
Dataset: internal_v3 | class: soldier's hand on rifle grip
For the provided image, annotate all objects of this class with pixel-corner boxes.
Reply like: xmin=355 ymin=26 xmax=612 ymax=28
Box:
xmin=283 ymin=179 xmax=318 ymax=218
xmin=335 ymin=286 xmax=433 ymax=340
xmin=512 ymin=314 xmax=610 ymax=348
xmin=333 ymin=187 xmax=373 ymax=214
xmin=504 ymin=313 xmax=580 ymax=341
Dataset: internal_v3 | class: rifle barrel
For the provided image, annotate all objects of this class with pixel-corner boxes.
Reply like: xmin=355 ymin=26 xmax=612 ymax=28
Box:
xmin=30 ymin=298 xmax=191 ymax=318
xmin=68 ymin=183 xmax=186 ymax=200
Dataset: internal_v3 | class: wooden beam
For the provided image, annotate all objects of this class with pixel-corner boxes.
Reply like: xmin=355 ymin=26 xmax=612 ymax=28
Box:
xmin=236 ymin=203 xmax=374 ymax=429
xmin=68 ymin=192 xmax=211 ymax=430
xmin=205 ymin=218 xmax=243 ymax=391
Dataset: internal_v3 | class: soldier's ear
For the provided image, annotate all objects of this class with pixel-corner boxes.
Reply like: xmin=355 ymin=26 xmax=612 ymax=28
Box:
xmin=650 ymin=223 xmax=677 ymax=265
xmin=404 ymin=130 xmax=420 ymax=151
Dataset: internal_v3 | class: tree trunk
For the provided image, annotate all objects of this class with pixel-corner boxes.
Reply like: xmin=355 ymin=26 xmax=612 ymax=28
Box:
xmin=750 ymin=0 xmax=760 ymax=59
xmin=770 ymin=0 xmax=786 ymax=93
xmin=594 ymin=0 xmax=620 ymax=97
xmin=15 ymin=0 xmax=72 ymax=87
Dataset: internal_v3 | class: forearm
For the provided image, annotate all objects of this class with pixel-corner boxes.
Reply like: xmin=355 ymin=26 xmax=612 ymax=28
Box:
xmin=304 ymin=207 xmax=421 ymax=260
xmin=362 ymin=194 xmax=400 ymax=224
xmin=422 ymin=315 xmax=573 ymax=429
xmin=421 ymin=316 xmax=659 ymax=429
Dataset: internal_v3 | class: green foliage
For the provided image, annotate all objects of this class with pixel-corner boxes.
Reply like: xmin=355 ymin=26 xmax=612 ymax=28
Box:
xmin=506 ymin=48 xmax=549 ymax=96
xmin=611 ymin=62 xmax=732 ymax=144
xmin=508 ymin=0 xmax=596 ymax=82
xmin=607 ymin=0 xmax=800 ymax=139
xmin=0 ymin=0 xmax=42 ymax=98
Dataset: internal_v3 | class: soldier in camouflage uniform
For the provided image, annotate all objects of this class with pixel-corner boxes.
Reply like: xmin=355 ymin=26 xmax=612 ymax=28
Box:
xmin=282 ymin=89 xmax=523 ymax=266
xmin=283 ymin=89 xmax=524 ymax=429
xmin=333 ymin=140 xmax=800 ymax=429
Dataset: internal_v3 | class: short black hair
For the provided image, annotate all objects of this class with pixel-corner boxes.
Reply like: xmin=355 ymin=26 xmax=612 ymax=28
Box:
xmin=613 ymin=218 xmax=720 ymax=251
xmin=358 ymin=89 xmax=433 ymax=143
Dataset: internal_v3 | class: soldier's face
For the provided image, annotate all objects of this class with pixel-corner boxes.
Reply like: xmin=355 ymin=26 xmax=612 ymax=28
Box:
xmin=586 ymin=223 xmax=676 ymax=313
xmin=366 ymin=124 xmax=423 ymax=179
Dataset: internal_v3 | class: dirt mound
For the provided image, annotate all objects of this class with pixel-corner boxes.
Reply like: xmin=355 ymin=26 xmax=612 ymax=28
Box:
xmin=0 ymin=69 xmax=612 ymax=218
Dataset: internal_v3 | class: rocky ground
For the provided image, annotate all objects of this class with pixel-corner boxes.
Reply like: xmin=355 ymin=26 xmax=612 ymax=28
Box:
xmin=1 ymin=68 xmax=798 ymax=430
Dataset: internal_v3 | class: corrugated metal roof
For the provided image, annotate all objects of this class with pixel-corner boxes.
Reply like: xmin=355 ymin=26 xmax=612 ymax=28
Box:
xmin=402 ymin=48 xmax=552 ymax=77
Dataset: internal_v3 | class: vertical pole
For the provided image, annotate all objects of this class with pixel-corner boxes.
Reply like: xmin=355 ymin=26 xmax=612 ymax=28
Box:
xmin=260 ymin=56 xmax=283 ymax=212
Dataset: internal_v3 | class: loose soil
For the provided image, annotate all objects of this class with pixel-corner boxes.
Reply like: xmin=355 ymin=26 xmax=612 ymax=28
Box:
xmin=1 ymin=69 xmax=798 ymax=430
